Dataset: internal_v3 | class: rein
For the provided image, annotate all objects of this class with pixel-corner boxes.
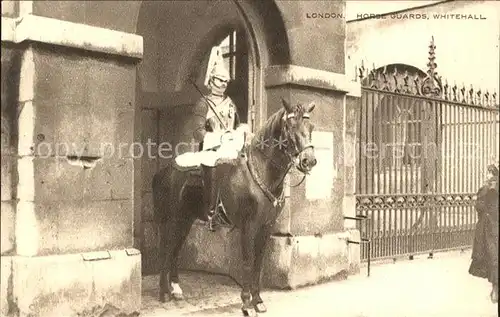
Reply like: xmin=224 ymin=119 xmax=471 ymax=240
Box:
xmin=254 ymin=148 xmax=307 ymax=188
xmin=246 ymin=147 xmax=291 ymax=207
xmin=245 ymin=111 xmax=313 ymax=207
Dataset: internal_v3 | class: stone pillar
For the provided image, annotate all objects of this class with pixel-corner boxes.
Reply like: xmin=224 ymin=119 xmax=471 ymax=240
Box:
xmin=1 ymin=3 xmax=142 ymax=316
xmin=260 ymin=0 xmax=362 ymax=289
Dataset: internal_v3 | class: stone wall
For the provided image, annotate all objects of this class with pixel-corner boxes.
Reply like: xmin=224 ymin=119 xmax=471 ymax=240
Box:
xmin=3 ymin=43 xmax=142 ymax=317
xmin=19 ymin=45 xmax=136 ymax=255
xmin=1 ymin=2 xmax=142 ymax=315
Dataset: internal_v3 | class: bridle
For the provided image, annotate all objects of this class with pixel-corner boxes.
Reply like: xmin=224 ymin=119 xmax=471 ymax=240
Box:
xmin=246 ymin=110 xmax=314 ymax=207
xmin=280 ymin=111 xmax=314 ymax=178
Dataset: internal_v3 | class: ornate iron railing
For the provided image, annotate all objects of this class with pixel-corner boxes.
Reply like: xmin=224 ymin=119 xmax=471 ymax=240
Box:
xmin=354 ymin=37 xmax=499 ymax=261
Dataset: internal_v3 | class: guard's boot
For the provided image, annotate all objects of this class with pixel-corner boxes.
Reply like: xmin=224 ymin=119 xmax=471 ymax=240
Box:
xmin=201 ymin=164 xmax=218 ymax=225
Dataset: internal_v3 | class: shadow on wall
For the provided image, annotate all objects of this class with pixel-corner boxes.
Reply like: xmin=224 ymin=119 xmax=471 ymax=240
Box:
xmin=1 ymin=44 xmax=21 ymax=256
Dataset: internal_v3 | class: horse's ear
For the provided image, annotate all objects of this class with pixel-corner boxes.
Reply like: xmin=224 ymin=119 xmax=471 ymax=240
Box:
xmin=281 ymin=97 xmax=293 ymax=113
xmin=307 ymin=102 xmax=316 ymax=113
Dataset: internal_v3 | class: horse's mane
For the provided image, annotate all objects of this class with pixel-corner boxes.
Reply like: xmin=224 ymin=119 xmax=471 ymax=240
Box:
xmin=250 ymin=103 xmax=307 ymax=148
xmin=250 ymin=107 xmax=286 ymax=148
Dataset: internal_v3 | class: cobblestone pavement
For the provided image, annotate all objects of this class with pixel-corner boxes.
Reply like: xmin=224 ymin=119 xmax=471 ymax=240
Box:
xmin=141 ymin=250 xmax=498 ymax=317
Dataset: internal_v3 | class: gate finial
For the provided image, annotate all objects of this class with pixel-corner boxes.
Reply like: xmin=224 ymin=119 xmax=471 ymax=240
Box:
xmin=422 ymin=36 xmax=442 ymax=97
xmin=427 ymin=36 xmax=437 ymax=79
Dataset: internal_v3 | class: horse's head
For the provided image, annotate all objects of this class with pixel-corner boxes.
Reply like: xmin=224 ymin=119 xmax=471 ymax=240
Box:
xmin=280 ymin=98 xmax=317 ymax=174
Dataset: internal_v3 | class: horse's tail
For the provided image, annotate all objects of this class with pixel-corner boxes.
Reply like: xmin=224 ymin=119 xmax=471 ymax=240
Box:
xmin=152 ymin=164 xmax=173 ymax=223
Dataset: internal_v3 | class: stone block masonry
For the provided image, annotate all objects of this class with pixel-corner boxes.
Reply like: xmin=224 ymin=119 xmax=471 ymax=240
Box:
xmin=3 ymin=250 xmax=141 ymax=317
xmin=1 ymin=8 xmax=143 ymax=315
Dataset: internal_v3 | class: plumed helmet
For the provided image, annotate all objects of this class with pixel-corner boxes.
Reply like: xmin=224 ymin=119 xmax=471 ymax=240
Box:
xmin=204 ymin=46 xmax=230 ymax=87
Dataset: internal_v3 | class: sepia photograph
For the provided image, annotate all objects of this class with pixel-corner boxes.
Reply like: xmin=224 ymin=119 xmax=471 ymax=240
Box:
xmin=0 ymin=1 xmax=498 ymax=316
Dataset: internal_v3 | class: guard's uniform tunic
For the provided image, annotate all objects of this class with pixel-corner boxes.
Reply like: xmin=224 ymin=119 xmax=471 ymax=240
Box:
xmin=192 ymin=93 xmax=244 ymax=166
xmin=176 ymin=44 xmax=247 ymax=225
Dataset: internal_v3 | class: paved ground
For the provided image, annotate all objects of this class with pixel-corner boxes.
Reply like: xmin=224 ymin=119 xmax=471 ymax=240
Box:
xmin=141 ymin=250 xmax=498 ymax=317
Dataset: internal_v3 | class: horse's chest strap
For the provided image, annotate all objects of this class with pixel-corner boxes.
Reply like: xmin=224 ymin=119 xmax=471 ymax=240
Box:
xmin=246 ymin=151 xmax=286 ymax=208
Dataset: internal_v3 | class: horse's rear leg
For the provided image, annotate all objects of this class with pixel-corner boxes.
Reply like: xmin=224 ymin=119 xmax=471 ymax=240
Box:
xmin=157 ymin=222 xmax=175 ymax=303
xmin=168 ymin=212 xmax=196 ymax=300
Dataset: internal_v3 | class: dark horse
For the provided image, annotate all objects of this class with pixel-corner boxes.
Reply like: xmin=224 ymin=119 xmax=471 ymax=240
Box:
xmin=152 ymin=98 xmax=317 ymax=316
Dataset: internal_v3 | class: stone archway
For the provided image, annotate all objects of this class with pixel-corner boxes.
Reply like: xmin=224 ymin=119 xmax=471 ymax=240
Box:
xmin=133 ymin=0 xmax=268 ymax=275
xmin=134 ymin=1 xmax=242 ymax=274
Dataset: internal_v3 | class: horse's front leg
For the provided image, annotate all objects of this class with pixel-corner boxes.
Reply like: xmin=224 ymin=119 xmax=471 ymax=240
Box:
xmin=241 ymin=221 xmax=258 ymax=317
xmin=250 ymin=226 xmax=271 ymax=313
xmin=167 ymin=244 xmax=184 ymax=301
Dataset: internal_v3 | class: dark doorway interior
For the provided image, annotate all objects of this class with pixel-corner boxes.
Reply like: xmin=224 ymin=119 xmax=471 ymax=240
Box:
xmin=135 ymin=0 xmax=253 ymax=276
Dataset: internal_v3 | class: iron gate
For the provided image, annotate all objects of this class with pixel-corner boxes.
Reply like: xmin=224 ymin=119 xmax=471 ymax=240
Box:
xmin=355 ymin=39 xmax=499 ymax=261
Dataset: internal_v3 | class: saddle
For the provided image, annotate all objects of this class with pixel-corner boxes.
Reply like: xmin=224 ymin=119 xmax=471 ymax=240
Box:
xmin=173 ymin=152 xmax=246 ymax=229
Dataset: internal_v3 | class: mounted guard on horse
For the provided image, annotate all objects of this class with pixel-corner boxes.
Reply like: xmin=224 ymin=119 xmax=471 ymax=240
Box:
xmin=175 ymin=46 xmax=249 ymax=225
xmin=154 ymin=44 xmax=318 ymax=316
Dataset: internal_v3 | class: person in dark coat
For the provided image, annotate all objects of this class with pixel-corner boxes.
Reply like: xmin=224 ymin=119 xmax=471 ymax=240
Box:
xmin=469 ymin=164 xmax=499 ymax=303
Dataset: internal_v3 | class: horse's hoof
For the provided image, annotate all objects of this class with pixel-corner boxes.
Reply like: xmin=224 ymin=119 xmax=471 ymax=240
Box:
xmin=169 ymin=283 xmax=184 ymax=301
xmin=254 ymin=302 xmax=267 ymax=313
xmin=241 ymin=307 xmax=258 ymax=317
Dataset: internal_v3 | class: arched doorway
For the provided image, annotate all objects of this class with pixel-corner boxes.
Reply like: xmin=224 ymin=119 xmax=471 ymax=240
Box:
xmin=133 ymin=0 xmax=261 ymax=275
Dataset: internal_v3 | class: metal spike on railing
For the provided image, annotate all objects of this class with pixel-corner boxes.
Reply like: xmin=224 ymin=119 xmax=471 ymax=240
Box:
xmin=476 ymin=89 xmax=482 ymax=106
xmin=403 ymin=70 xmax=410 ymax=94
xmin=381 ymin=65 xmax=389 ymax=91
xmin=382 ymin=73 xmax=389 ymax=91
xmin=460 ymin=84 xmax=466 ymax=103
xmin=443 ymin=79 xmax=449 ymax=100
xmin=414 ymin=76 xmax=422 ymax=95
xmin=437 ymin=75 xmax=444 ymax=99
xmin=468 ymin=85 xmax=474 ymax=105
xmin=358 ymin=60 xmax=366 ymax=82
xmin=484 ymin=90 xmax=490 ymax=107
xmin=393 ymin=66 xmax=401 ymax=92
xmin=493 ymin=91 xmax=498 ymax=108
xmin=452 ymin=82 xmax=458 ymax=102
xmin=368 ymin=63 xmax=377 ymax=89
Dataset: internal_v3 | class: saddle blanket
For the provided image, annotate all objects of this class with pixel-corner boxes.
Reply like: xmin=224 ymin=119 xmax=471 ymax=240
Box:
xmin=176 ymin=126 xmax=250 ymax=168
xmin=175 ymin=150 xmax=240 ymax=168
